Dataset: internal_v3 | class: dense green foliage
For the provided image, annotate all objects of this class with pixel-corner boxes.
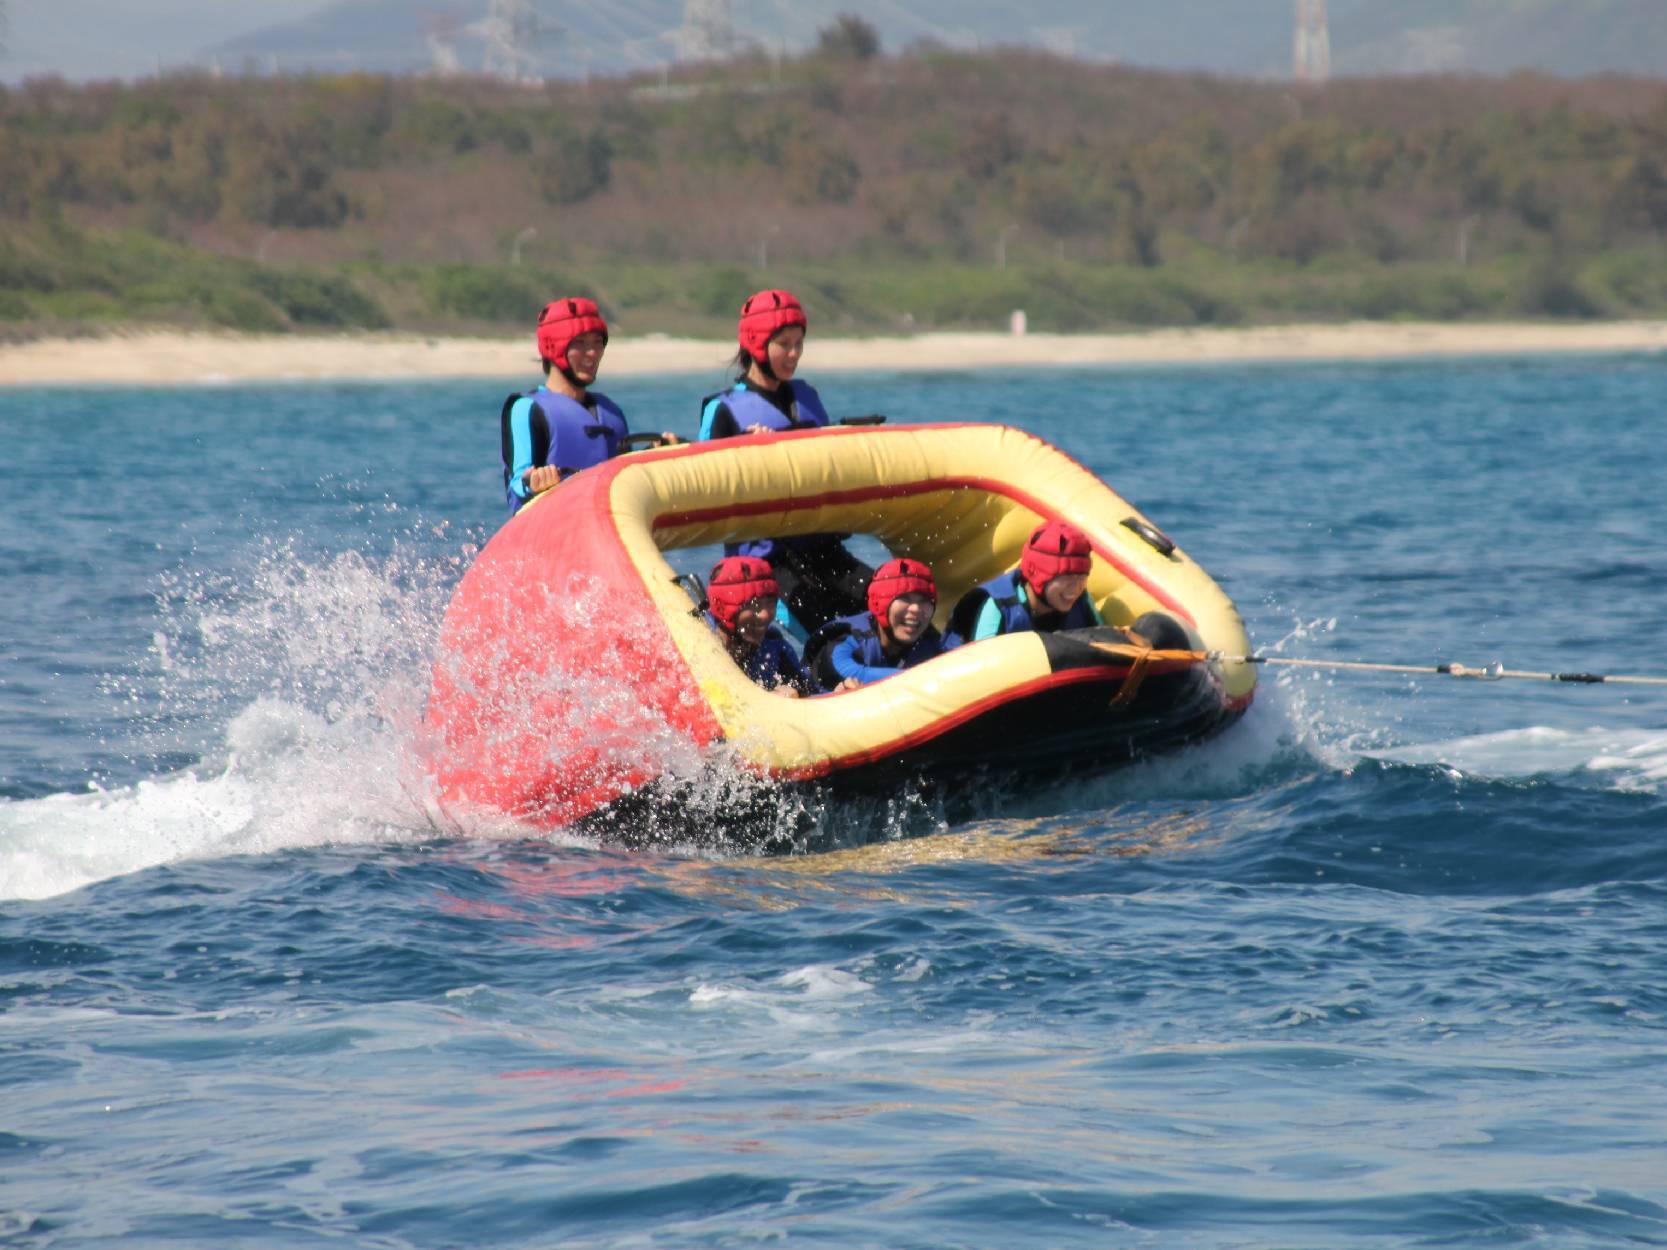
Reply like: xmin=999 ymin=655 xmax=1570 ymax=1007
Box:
xmin=2 ymin=50 xmax=1665 ymax=336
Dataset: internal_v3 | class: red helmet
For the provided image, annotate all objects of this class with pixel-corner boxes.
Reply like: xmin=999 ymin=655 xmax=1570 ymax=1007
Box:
xmin=867 ymin=557 xmax=936 ymax=622
xmin=737 ymin=289 xmax=807 ymax=364
xmin=707 ymin=555 xmax=779 ymax=632
xmin=536 ymin=297 xmax=609 ymax=371
xmin=1020 ymin=521 xmax=1093 ymax=596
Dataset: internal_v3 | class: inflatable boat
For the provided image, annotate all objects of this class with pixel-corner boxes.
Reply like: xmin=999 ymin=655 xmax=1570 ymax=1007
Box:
xmin=425 ymin=423 xmax=1255 ymax=835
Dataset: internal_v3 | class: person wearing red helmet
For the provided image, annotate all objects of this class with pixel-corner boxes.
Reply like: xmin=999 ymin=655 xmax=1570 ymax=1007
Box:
xmin=498 ymin=297 xmax=682 ymax=515
xmin=698 ymin=289 xmax=831 ymax=441
xmin=949 ymin=520 xmax=1105 ymax=641
xmin=703 ymin=556 xmax=809 ymax=696
xmin=697 ymin=289 xmax=871 ymax=635
xmin=804 ymin=557 xmax=959 ymax=693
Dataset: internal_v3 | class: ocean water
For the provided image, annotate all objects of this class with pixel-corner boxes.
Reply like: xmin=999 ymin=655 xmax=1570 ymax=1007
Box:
xmin=2 ymin=354 xmax=1665 ymax=1248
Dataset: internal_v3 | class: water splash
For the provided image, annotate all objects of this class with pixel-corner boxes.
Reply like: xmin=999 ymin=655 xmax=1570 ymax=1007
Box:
xmin=1369 ymin=726 xmax=1667 ymax=793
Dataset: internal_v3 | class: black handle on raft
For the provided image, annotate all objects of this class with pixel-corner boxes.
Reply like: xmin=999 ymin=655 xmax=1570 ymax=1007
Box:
xmin=837 ymin=414 xmax=887 ymax=426
xmin=1121 ymin=516 xmax=1177 ymax=558
xmin=672 ymin=572 xmax=707 ymax=614
xmin=620 ymin=433 xmax=672 ymax=451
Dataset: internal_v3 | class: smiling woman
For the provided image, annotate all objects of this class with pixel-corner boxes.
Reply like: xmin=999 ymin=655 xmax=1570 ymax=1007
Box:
xmin=498 ymin=297 xmax=683 ymax=515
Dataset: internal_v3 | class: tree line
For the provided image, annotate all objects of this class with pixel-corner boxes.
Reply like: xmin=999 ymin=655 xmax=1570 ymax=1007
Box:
xmin=2 ymin=45 xmax=1665 ymax=334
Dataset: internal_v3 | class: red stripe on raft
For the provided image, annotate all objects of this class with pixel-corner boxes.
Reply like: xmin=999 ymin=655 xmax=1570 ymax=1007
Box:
xmin=770 ymin=657 xmax=1206 ymax=781
xmin=654 ymin=474 xmax=1192 ymax=626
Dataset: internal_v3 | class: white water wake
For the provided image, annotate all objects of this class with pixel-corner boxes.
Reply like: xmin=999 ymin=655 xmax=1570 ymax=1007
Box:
xmin=0 ymin=698 xmax=455 ymax=902
xmin=1368 ymin=725 xmax=1667 ymax=793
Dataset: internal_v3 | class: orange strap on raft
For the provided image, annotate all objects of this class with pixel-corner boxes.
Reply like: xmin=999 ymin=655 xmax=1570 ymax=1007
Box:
xmin=1091 ymin=637 xmax=1213 ymax=709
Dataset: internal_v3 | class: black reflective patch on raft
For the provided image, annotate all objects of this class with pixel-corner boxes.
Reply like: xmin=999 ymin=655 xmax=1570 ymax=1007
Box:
xmin=1039 ymin=627 xmax=1150 ymax=673
xmin=861 ymin=661 xmax=1231 ymax=778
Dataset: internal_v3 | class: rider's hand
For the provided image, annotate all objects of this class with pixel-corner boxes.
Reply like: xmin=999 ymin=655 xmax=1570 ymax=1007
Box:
xmin=523 ymin=466 xmax=563 ymax=494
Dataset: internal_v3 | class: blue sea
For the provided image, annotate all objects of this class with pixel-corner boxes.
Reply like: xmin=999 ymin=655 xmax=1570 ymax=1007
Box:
xmin=3 ymin=354 xmax=1666 ymax=1248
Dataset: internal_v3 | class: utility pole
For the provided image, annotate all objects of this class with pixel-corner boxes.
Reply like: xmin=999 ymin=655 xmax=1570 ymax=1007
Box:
xmin=1293 ymin=0 xmax=1330 ymax=85
xmin=474 ymin=0 xmax=544 ymax=84
xmin=679 ymin=0 xmax=733 ymax=62
xmin=423 ymin=11 xmax=463 ymax=76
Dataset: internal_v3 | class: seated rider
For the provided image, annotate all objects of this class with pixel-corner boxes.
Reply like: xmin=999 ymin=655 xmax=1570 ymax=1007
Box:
xmin=698 ymin=289 xmax=871 ymax=635
xmin=807 ymin=557 xmax=958 ymax=693
xmin=704 ymin=555 xmax=810 ymax=697
xmin=950 ymin=520 xmax=1104 ymax=641
xmin=500 ymin=297 xmax=680 ymax=515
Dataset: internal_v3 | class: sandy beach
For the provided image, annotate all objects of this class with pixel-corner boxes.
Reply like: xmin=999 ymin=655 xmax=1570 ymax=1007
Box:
xmin=2 ymin=321 xmax=1665 ymax=386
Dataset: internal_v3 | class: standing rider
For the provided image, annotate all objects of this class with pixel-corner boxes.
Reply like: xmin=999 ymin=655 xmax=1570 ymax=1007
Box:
xmin=698 ymin=289 xmax=872 ymax=635
xmin=500 ymin=297 xmax=680 ymax=515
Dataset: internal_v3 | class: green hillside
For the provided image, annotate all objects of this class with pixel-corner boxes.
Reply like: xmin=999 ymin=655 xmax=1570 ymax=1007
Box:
xmin=3 ymin=48 xmax=1666 ymax=338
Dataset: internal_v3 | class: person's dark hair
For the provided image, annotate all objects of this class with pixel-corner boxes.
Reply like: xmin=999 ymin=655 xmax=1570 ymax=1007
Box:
xmin=732 ymin=344 xmax=775 ymax=382
xmin=543 ymin=357 xmax=583 ymax=387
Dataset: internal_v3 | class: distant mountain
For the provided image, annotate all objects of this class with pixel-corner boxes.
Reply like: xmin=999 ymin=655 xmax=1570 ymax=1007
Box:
xmin=18 ymin=0 xmax=1665 ymax=83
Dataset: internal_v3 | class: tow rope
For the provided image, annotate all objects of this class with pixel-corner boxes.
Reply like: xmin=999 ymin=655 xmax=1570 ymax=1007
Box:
xmin=1089 ymin=642 xmax=1667 ymax=689
xmin=1209 ymin=654 xmax=1667 ymax=687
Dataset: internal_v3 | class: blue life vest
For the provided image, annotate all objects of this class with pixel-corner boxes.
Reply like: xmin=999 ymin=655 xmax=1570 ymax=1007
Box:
xmin=954 ymin=570 xmax=1101 ymax=640
xmin=698 ymin=379 xmax=830 ymax=441
xmin=700 ymin=380 xmax=844 ymax=564
xmin=500 ymin=388 xmax=628 ymax=513
xmin=805 ymin=611 xmax=949 ymax=691
xmin=704 ymin=613 xmax=806 ymax=692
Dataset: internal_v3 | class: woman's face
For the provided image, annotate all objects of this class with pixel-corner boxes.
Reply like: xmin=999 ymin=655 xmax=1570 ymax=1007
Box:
xmin=766 ymin=326 xmax=804 ymax=381
xmin=1041 ymin=572 xmax=1089 ymax=615
xmin=733 ymin=597 xmax=776 ymax=646
xmin=886 ymin=592 xmax=934 ymax=645
xmin=565 ymin=332 xmax=606 ymax=385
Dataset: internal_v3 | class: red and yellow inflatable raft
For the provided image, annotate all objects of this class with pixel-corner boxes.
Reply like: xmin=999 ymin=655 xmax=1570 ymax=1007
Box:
xmin=425 ymin=423 xmax=1255 ymax=830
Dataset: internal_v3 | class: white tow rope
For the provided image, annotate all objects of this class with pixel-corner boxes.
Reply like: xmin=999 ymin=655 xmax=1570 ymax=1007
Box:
xmin=1207 ymin=654 xmax=1667 ymax=688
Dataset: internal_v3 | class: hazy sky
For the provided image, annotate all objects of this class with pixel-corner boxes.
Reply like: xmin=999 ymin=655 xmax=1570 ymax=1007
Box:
xmin=2 ymin=0 xmax=336 ymax=81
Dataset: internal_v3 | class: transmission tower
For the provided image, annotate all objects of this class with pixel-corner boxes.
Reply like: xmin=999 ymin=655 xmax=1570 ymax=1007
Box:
xmin=1293 ymin=0 xmax=1330 ymax=85
xmin=472 ymin=0 xmax=545 ymax=83
xmin=422 ymin=10 xmax=464 ymax=76
xmin=679 ymin=0 xmax=734 ymax=62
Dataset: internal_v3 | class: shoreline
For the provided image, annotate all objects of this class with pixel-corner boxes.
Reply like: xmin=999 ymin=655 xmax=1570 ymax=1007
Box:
xmin=2 ymin=320 xmax=1665 ymax=386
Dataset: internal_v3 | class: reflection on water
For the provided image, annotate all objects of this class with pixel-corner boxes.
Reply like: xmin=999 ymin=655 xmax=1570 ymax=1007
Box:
xmin=668 ymin=808 xmax=1220 ymax=910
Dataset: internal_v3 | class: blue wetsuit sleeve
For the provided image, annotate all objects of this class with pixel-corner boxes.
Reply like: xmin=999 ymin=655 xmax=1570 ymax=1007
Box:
xmin=829 ymin=635 xmax=899 ymax=686
xmin=971 ymin=599 xmax=1004 ymax=641
xmin=699 ymin=397 xmax=738 ymax=441
xmin=506 ymin=396 xmax=539 ymax=500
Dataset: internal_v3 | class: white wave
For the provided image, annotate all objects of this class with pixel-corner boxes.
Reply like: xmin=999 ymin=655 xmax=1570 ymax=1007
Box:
xmin=0 ymin=536 xmax=797 ymax=900
xmin=0 ymin=698 xmax=445 ymax=902
xmin=689 ymin=964 xmax=875 ymax=1030
xmin=1367 ymin=725 xmax=1667 ymax=792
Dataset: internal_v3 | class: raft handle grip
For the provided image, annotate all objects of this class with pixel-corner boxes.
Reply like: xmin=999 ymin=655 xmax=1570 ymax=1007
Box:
xmin=1121 ymin=516 xmax=1178 ymax=558
xmin=838 ymin=413 xmax=887 ymax=426
xmin=672 ymin=572 xmax=707 ymax=610
xmin=620 ymin=432 xmax=674 ymax=452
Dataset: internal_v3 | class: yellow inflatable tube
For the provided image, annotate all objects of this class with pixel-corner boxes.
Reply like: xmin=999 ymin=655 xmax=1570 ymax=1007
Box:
xmin=586 ymin=421 xmax=1254 ymax=778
